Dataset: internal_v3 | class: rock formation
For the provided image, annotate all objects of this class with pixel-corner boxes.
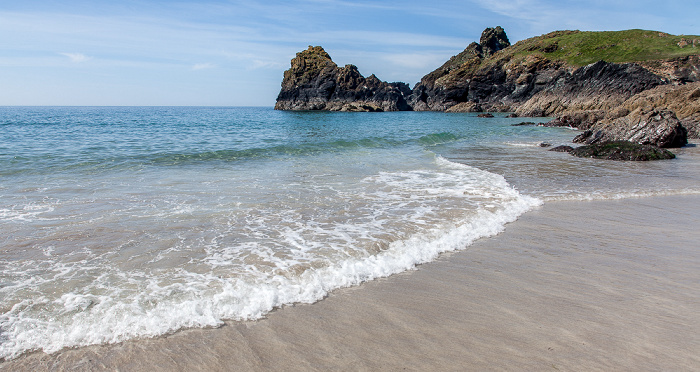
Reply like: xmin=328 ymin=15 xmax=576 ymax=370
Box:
xmin=275 ymin=46 xmax=411 ymax=112
xmin=514 ymin=61 xmax=664 ymax=117
xmin=572 ymin=109 xmax=687 ymax=148
xmin=569 ymin=141 xmax=676 ymax=161
xmin=407 ymin=27 xmax=514 ymax=112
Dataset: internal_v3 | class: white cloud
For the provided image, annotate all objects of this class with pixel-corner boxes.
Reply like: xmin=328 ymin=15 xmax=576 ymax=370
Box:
xmin=192 ymin=62 xmax=215 ymax=70
xmin=304 ymin=30 xmax=467 ymax=49
xmin=380 ymin=53 xmax=452 ymax=70
xmin=60 ymin=52 xmax=91 ymax=63
xmin=249 ymin=59 xmax=283 ymax=70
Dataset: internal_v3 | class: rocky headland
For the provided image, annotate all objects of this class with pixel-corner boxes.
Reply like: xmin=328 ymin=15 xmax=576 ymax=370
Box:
xmin=275 ymin=27 xmax=700 ymax=156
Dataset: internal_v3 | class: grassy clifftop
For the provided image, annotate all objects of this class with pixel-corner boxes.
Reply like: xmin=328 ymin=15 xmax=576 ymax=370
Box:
xmin=505 ymin=29 xmax=699 ymax=67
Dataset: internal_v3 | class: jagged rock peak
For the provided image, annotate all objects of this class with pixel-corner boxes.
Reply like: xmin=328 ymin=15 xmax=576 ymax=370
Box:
xmin=297 ymin=46 xmax=332 ymax=62
xmin=480 ymin=26 xmax=510 ymax=57
xmin=286 ymin=46 xmax=336 ymax=77
xmin=275 ymin=46 xmax=411 ymax=111
xmin=459 ymin=27 xmax=510 ymax=58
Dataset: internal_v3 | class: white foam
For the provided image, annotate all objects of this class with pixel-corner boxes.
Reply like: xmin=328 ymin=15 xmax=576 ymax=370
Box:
xmin=0 ymin=204 xmax=54 ymax=222
xmin=504 ymin=142 xmax=541 ymax=147
xmin=541 ymin=188 xmax=700 ymax=202
xmin=0 ymin=156 xmax=541 ymax=360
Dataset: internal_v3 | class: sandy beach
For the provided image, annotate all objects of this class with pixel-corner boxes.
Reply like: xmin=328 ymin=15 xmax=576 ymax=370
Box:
xmin=2 ymin=194 xmax=699 ymax=371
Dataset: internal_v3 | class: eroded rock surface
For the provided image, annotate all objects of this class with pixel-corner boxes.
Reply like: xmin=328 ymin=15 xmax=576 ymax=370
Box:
xmin=275 ymin=46 xmax=411 ymax=111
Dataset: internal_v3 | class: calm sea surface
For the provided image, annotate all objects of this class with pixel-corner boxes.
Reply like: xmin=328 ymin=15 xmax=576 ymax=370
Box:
xmin=1 ymin=106 xmax=699 ymax=359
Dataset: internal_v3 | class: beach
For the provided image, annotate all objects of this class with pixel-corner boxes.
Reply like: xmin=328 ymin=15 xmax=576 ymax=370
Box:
xmin=2 ymin=193 xmax=698 ymax=371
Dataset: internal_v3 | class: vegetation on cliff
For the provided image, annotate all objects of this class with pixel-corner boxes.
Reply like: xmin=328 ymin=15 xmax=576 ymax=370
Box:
xmin=501 ymin=29 xmax=699 ymax=67
xmin=411 ymin=28 xmax=699 ymax=114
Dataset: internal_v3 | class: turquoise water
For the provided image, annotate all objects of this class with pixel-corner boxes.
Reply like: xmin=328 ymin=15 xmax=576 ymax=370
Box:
xmin=1 ymin=107 xmax=699 ymax=359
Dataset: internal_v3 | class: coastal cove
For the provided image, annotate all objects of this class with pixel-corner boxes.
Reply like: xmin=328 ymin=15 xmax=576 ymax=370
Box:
xmin=3 ymin=0 xmax=700 ymax=368
xmin=1 ymin=107 xmax=700 ymax=368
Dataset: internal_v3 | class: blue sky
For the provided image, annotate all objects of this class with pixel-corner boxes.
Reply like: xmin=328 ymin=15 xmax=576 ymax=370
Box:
xmin=1 ymin=0 xmax=697 ymax=106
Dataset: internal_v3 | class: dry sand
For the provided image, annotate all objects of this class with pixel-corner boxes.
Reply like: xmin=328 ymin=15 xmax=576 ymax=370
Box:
xmin=2 ymin=194 xmax=699 ymax=371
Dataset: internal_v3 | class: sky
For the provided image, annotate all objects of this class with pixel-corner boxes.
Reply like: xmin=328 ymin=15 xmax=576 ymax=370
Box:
xmin=1 ymin=0 xmax=697 ymax=106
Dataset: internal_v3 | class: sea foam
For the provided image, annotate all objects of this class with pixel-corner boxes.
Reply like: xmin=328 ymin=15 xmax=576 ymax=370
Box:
xmin=0 ymin=156 xmax=540 ymax=359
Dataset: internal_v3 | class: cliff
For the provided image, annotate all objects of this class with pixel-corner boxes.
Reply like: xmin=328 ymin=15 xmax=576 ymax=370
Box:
xmin=407 ymin=28 xmax=699 ymax=146
xmin=274 ymin=46 xmax=411 ymax=112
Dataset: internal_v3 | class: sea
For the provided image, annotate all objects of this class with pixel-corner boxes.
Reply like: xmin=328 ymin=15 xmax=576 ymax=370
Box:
xmin=1 ymin=106 xmax=699 ymax=360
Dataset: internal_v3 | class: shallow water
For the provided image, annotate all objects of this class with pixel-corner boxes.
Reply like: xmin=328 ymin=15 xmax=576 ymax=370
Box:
xmin=1 ymin=107 xmax=699 ymax=359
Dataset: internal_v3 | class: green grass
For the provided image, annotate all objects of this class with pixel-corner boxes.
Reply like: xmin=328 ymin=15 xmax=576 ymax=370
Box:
xmin=502 ymin=29 xmax=700 ymax=67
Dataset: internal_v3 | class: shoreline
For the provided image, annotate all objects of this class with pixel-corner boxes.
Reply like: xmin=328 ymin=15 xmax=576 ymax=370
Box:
xmin=2 ymin=194 xmax=699 ymax=371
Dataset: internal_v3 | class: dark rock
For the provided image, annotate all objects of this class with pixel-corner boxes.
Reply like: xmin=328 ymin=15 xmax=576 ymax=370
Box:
xmin=511 ymin=121 xmax=536 ymax=126
xmin=408 ymin=27 xmax=515 ymax=111
xmin=480 ymin=26 xmax=511 ymax=58
xmin=549 ymin=145 xmax=574 ymax=152
xmin=570 ymin=141 xmax=675 ymax=161
xmin=477 ymin=113 xmax=494 ymax=118
xmin=578 ymin=109 xmax=687 ymax=148
xmin=506 ymin=113 xmax=518 ymax=118
xmin=275 ymin=46 xmax=410 ymax=111
xmin=573 ymin=130 xmax=595 ymax=143
xmin=539 ymin=142 xmax=552 ymax=147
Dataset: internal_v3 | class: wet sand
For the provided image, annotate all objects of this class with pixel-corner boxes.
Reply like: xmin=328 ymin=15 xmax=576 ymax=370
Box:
xmin=2 ymin=194 xmax=699 ymax=371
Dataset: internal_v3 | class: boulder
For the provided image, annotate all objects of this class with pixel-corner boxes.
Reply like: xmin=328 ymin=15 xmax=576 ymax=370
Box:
xmin=570 ymin=141 xmax=676 ymax=161
xmin=574 ymin=108 xmax=687 ymax=148
xmin=549 ymin=145 xmax=574 ymax=152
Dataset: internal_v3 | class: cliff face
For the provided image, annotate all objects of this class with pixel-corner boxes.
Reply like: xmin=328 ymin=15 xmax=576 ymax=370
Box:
xmin=513 ymin=60 xmax=665 ymax=116
xmin=275 ymin=46 xmax=411 ymax=112
xmin=409 ymin=29 xmax=698 ymax=115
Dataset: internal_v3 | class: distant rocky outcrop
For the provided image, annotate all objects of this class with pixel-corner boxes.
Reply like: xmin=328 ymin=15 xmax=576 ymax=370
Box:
xmin=275 ymin=46 xmax=411 ymax=112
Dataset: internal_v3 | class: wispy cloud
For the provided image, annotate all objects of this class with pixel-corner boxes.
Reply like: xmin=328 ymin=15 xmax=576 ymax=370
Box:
xmin=60 ymin=52 xmax=91 ymax=63
xmin=380 ymin=53 xmax=452 ymax=70
xmin=302 ymin=30 xmax=468 ymax=49
xmin=192 ymin=62 xmax=215 ymax=70
xmin=249 ymin=59 xmax=283 ymax=70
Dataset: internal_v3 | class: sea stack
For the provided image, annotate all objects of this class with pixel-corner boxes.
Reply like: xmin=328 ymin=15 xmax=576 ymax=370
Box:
xmin=274 ymin=46 xmax=411 ymax=111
